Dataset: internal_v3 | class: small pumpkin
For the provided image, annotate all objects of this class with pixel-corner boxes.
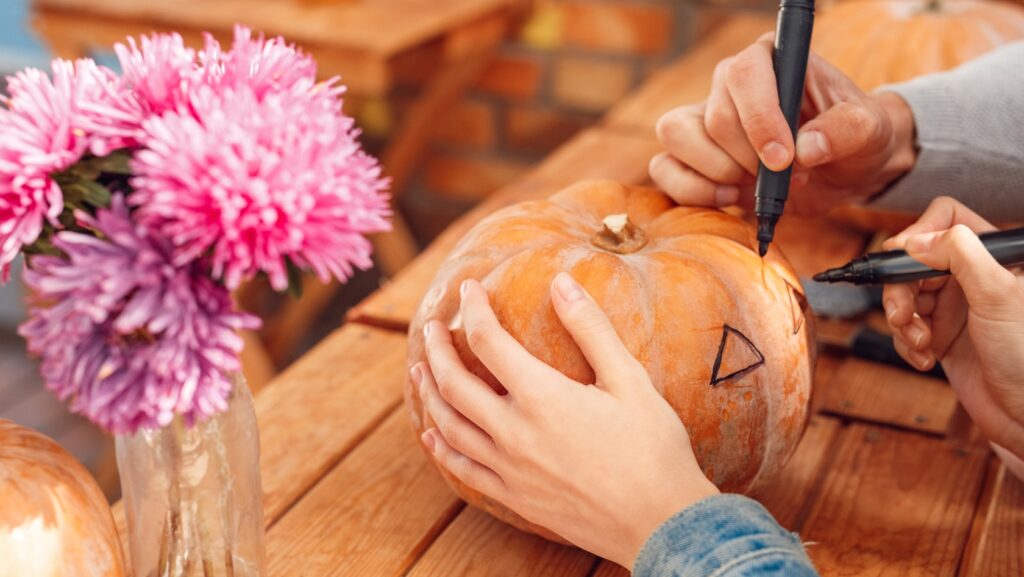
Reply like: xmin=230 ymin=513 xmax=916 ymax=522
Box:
xmin=813 ymin=0 xmax=1024 ymax=231
xmin=407 ymin=181 xmax=814 ymax=539
xmin=0 ymin=420 xmax=125 ymax=577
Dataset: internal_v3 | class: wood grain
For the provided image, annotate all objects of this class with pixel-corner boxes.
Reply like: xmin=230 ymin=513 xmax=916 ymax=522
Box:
xmin=347 ymin=127 xmax=664 ymax=330
xmin=604 ymin=15 xmax=775 ymax=133
xmin=34 ymin=0 xmax=517 ymax=56
xmin=752 ymin=415 xmax=844 ymax=530
xmin=255 ymin=325 xmax=408 ymax=523
xmin=960 ymin=463 xmax=1024 ymax=577
xmin=802 ymin=424 xmax=988 ymax=576
xmin=266 ymin=409 xmax=463 ymax=577
xmin=823 ymin=358 xmax=958 ymax=435
xmin=406 ymin=506 xmax=596 ymax=577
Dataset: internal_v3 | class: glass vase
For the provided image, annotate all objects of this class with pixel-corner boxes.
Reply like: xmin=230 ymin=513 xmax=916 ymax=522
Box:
xmin=115 ymin=376 xmax=266 ymax=577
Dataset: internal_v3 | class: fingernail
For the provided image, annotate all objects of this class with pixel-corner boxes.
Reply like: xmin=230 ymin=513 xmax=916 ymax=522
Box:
xmin=423 ymin=322 xmax=432 ymax=338
xmin=410 ymin=363 xmax=423 ymax=386
xmin=460 ymin=279 xmax=470 ymax=299
xmin=761 ymin=141 xmax=790 ymax=170
xmin=796 ymin=130 xmax=829 ymax=166
xmin=908 ymin=349 xmax=934 ymax=371
xmin=554 ymin=273 xmax=585 ymax=302
xmin=884 ymin=299 xmax=897 ymax=323
xmin=905 ymin=324 xmax=925 ymax=348
xmin=714 ymin=185 xmax=739 ymax=206
xmin=421 ymin=430 xmax=436 ymax=453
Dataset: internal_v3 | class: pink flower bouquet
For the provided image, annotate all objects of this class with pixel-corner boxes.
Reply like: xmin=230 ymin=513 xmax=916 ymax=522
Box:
xmin=0 ymin=27 xmax=391 ymax=435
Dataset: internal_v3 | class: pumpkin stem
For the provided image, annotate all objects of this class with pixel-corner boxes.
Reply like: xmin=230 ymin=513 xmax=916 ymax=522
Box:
xmin=924 ymin=0 xmax=941 ymax=11
xmin=591 ymin=213 xmax=648 ymax=254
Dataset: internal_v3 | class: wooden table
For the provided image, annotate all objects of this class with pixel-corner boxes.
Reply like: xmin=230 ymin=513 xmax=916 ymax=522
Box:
xmin=246 ymin=127 xmax=1022 ymax=577
xmin=126 ymin=14 xmax=1024 ymax=577
xmin=31 ymin=0 xmax=523 ymax=367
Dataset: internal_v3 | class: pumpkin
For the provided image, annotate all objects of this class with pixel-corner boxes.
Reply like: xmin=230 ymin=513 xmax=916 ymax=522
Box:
xmin=812 ymin=0 xmax=1024 ymax=231
xmin=407 ymin=181 xmax=815 ymax=539
xmin=0 ymin=420 xmax=125 ymax=577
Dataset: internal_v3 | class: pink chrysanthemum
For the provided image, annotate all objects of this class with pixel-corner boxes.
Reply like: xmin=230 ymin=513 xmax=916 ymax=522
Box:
xmin=203 ymin=25 xmax=319 ymax=98
xmin=131 ymin=77 xmax=390 ymax=290
xmin=0 ymin=59 xmax=130 ymax=280
xmin=18 ymin=196 xmax=259 ymax=434
xmin=114 ymin=32 xmax=197 ymax=117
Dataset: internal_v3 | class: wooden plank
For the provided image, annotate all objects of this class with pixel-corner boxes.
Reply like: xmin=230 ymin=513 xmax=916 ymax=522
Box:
xmin=801 ymin=424 xmax=988 ymax=576
xmin=347 ymin=128 xmax=664 ymax=330
xmin=822 ymin=357 xmax=958 ymax=435
xmin=604 ymin=15 xmax=776 ymax=133
xmin=752 ymin=415 xmax=844 ymax=530
xmin=255 ymin=324 xmax=407 ymax=523
xmin=34 ymin=0 xmax=518 ymax=56
xmin=266 ymin=409 xmax=463 ymax=577
xmin=960 ymin=463 xmax=1024 ymax=577
xmin=406 ymin=506 xmax=596 ymax=577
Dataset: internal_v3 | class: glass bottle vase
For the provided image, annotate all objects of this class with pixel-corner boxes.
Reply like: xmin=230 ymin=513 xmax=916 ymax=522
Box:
xmin=115 ymin=377 xmax=265 ymax=577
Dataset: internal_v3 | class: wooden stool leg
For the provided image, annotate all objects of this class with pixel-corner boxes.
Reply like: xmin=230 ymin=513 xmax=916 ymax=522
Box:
xmin=264 ymin=275 xmax=341 ymax=366
xmin=240 ymin=329 xmax=277 ymax=393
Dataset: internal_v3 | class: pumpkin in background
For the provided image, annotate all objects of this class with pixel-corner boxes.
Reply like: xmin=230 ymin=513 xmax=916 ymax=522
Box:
xmin=0 ymin=420 xmax=125 ymax=577
xmin=813 ymin=0 xmax=1024 ymax=232
xmin=407 ymin=181 xmax=815 ymax=539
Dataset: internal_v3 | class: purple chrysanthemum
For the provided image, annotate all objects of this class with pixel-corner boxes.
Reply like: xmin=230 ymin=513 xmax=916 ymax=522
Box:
xmin=18 ymin=196 xmax=259 ymax=434
xmin=130 ymin=73 xmax=391 ymax=290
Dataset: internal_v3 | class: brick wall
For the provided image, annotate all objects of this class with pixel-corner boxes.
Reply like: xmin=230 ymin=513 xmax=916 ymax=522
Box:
xmin=358 ymin=0 xmax=750 ymax=245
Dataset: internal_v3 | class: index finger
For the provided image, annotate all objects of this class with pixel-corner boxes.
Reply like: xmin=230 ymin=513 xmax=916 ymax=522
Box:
xmin=724 ymin=36 xmax=794 ymax=171
xmin=884 ymin=196 xmax=996 ymax=250
xmin=459 ymin=280 xmax=568 ymax=396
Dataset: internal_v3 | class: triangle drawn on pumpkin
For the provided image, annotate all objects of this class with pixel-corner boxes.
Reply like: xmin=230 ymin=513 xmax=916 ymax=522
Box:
xmin=784 ymin=281 xmax=808 ymax=335
xmin=710 ymin=325 xmax=765 ymax=387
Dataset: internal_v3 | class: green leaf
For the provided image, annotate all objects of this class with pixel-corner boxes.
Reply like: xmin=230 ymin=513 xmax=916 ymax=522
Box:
xmin=79 ymin=180 xmax=112 ymax=208
xmin=285 ymin=259 xmax=304 ymax=299
xmin=89 ymin=151 xmax=133 ymax=175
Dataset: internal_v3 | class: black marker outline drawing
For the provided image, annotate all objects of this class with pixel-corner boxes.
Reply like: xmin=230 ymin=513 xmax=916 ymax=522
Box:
xmin=710 ymin=325 xmax=765 ymax=387
xmin=784 ymin=280 xmax=809 ymax=335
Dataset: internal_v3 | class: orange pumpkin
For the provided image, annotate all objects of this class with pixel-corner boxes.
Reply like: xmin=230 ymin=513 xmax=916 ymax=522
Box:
xmin=407 ymin=181 xmax=815 ymax=539
xmin=0 ymin=420 xmax=125 ymax=577
xmin=813 ymin=0 xmax=1024 ymax=231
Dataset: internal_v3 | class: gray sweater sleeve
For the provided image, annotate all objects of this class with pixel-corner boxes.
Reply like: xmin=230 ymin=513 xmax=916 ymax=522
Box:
xmin=871 ymin=42 xmax=1024 ymax=220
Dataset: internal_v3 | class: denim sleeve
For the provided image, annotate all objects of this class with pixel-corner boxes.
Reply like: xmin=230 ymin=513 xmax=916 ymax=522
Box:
xmin=632 ymin=494 xmax=819 ymax=577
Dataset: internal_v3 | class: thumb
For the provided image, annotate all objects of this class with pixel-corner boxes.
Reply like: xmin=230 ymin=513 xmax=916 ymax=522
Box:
xmin=795 ymin=101 xmax=884 ymax=168
xmin=550 ymin=273 xmax=644 ymax=393
xmin=905 ymin=225 xmax=1020 ymax=314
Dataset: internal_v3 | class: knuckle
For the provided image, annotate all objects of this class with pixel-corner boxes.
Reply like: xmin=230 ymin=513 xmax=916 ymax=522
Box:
xmin=703 ymin=104 xmax=731 ymax=139
xmin=726 ymin=52 xmax=759 ymax=87
xmin=438 ymin=421 xmax=461 ymax=448
xmin=843 ymin=103 xmax=883 ymax=142
xmin=435 ymin=374 xmax=456 ymax=402
xmin=739 ymin=107 xmax=780 ymax=142
xmin=465 ymin=325 xmax=493 ymax=353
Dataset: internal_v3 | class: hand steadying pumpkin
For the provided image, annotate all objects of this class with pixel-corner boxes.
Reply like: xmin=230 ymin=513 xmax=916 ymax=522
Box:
xmin=650 ymin=34 xmax=917 ymax=216
xmin=414 ymin=275 xmax=719 ymax=570
xmin=883 ymin=197 xmax=1024 ymax=480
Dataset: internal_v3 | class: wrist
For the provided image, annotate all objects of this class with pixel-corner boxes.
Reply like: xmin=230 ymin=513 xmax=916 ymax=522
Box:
xmin=869 ymin=91 xmax=917 ymax=198
xmin=623 ymin=479 xmax=720 ymax=570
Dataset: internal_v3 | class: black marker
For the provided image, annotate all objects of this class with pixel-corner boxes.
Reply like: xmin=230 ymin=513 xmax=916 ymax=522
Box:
xmin=756 ymin=0 xmax=816 ymax=257
xmin=813 ymin=227 xmax=1024 ymax=285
